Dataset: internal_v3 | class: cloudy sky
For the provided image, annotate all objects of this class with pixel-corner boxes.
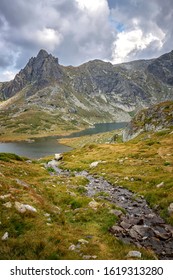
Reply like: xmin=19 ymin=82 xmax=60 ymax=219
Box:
xmin=0 ymin=0 xmax=172 ymax=81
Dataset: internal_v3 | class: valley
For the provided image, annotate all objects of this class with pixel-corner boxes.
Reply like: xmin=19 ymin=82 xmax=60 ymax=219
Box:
xmin=0 ymin=50 xmax=173 ymax=260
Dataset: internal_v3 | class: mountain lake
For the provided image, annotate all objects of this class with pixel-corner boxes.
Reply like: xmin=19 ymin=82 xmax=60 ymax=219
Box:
xmin=0 ymin=122 xmax=128 ymax=158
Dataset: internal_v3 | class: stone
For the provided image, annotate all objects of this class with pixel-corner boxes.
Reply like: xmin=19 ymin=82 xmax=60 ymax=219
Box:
xmin=82 ymin=255 xmax=91 ymax=260
xmin=44 ymin=213 xmax=50 ymax=217
xmin=168 ymin=203 xmax=173 ymax=216
xmin=89 ymin=161 xmax=101 ymax=168
xmin=109 ymin=209 xmax=123 ymax=217
xmin=88 ymin=200 xmax=99 ymax=210
xmin=110 ymin=225 xmax=124 ymax=235
xmin=24 ymin=204 xmax=37 ymax=213
xmin=0 ymin=194 xmax=11 ymax=199
xmin=68 ymin=244 xmax=76 ymax=251
xmin=55 ymin=153 xmax=63 ymax=161
xmin=156 ymin=182 xmax=164 ymax=188
xmin=120 ymin=220 xmax=131 ymax=230
xmin=3 ymin=202 xmax=12 ymax=208
xmin=129 ymin=225 xmax=151 ymax=240
xmin=16 ymin=179 xmax=30 ymax=188
xmin=15 ymin=202 xmax=26 ymax=213
xmin=15 ymin=202 xmax=37 ymax=213
xmin=2 ymin=232 xmax=9 ymax=241
xmin=78 ymin=239 xmax=89 ymax=244
xmin=152 ymin=226 xmax=172 ymax=240
xmin=127 ymin=251 xmax=142 ymax=258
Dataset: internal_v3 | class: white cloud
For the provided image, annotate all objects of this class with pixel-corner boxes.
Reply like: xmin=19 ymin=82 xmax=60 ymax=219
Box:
xmin=76 ymin=0 xmax=108 ymax=12
xmin=1 ymin=70 xmax=16 ymax=81
xmin=111 ymin=28 xmax=165 ymax=63
xmin=34 ymin=28 xmax=63 ymax=51
xmin=0 ymin=0 xmax=172 ymax=81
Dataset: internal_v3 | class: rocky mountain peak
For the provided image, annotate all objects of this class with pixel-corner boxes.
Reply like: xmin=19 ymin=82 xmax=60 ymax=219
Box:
xmin=37 ymin=49 xmax=49 ymax=59
xmin=1 ymin=50 xmax=62 ymax=98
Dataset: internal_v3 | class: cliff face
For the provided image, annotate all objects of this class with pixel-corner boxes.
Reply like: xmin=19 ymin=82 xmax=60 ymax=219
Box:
xmin=123 ymin=101 xmax=173 ymax=141
xmin=1 ymin=50 xmax=63 ymax=99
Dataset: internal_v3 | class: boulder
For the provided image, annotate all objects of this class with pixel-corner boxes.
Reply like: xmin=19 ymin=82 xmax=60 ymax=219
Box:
xmin=55 ymin=153 xmax=63 ymax=161
xmin=90 ymin=161 xmax=101 ymax=168
xmin=127 ymin=251 xmax=142 ymax=258
xmin=156 ymin=182 xmax=164 ymax=188
xmin=168 ymin=203 xmax=173 ymax=216
xmin=78 ymin=239 xmax=89 ymax=245
xmin=2 ymin=232 xmax=9 ymax=241
xmin=3 ymin=202 xmax=12 ymax=208
xmin=110 ymin=225 xmax=124 ymax=235
xmin=23 ymin=204 xmax=37 ymax=213
xmin=0 ymin=194 xmax=11 ymax=199
xmin=109 ymin=209 xmax=123 ymax=217
xmin=15 ymin=202 xmax=37 ymax=213
xmin=88 ymin=200 xmax=99 ymax=210
xmin=68 ymin=244 xmax=77 ymax=251
xmin=15 ymin=202 xmax=26 ymax=213
xmin=129 ymin=225 xmax=151 ymax=240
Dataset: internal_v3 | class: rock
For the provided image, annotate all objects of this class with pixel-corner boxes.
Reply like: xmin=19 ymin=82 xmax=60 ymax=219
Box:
xmin=82 ymin=255 xmax=92 ymax=260
xmin=3 ymin=202 xmax=12 ymax=208
xmin=0 ymin=194 xmax=11 ymax=199
xmin=89 ymin=161 xmax=101 ymax=168
xmin=78 ymin=239 xmax=89 ymax=245
xmin=109 ymin=209 xmax=123 ymax=217
xmin=16 ymin=179 xmax=30 ymax=188
xmin=15 ymin=202 xmax=37 ymax=213
xmin=68 ymin=244 xmax=76 ymax=251
xmin=44 ymin=213 xmax=50 ymax=217
xmin=23 ymin=204 xmax=37 ymax=213
xmin=88 ymin=200 xmax=99 ymax=210
xmin=2 ymin=232 xmax=9 ymax=241
xmin=152 ymin=226 xmax=172 ymax=240
xmin=120 ymin=220 xmax=131 ymax=230
xmin=124 ymin=177 xmax=129 ymax=180
xmin=129 ymin=225 xmax=151 ymax=240
xmin=15 ymin=202 xmax=26 ymax=213
xmin=127 ymin=251 xmax=142 ymax=258
xmin=55 ymin=153 xmax=63 ymax=161
xmin=156 ymin=182 xmax=164 ymax=188
xmin=168 ymin=203 xmax=173 ymax=216
xmin=110 ymin=225 xmax=124 ymax=235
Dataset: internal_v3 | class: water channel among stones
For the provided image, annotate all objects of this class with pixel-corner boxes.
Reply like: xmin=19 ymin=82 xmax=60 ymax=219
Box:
xmin=46 ymin=159 xmax=173 ymax=260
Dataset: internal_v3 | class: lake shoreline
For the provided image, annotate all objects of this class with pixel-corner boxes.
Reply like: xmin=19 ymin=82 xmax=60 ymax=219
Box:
xmin=0 ymin=122 xmax=128 ymax=159
xmin=0 ymin=122 xmax=128 ymax=143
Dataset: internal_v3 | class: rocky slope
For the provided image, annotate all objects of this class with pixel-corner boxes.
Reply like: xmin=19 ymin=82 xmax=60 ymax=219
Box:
xmin=0 ymin=50 xmax=173 ymax=138
xmin=123 ymin=101 xmax=173 ymax=141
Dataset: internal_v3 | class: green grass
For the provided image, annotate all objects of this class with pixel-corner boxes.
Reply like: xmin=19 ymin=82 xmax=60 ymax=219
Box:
xmin=0 ymin=152 xmax=155 ymax=260
xmin=60 ymin=129 xmax=173 ymax=225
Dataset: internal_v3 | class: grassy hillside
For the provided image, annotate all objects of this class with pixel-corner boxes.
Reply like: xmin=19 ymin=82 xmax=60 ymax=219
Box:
xmin=0 ymin=153 xmax=155 ymax=260
xmin=60 ymin=128 xmax=173 ymax=225
xmin=1 ymin=126 xmax=172 ymax=259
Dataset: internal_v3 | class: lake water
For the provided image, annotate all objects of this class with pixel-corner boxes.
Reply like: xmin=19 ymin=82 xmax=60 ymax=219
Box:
xmin=0 ymin=122 xmax=127 ymax=159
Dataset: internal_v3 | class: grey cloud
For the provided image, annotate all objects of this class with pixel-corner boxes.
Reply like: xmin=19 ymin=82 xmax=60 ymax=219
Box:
xmin=0 ymin=0 xmax=172 ymax=81
xmin=109 ymin=0 xmax=173 ymax=61
xmin=0 ymin=0 xmax=114 ymax=73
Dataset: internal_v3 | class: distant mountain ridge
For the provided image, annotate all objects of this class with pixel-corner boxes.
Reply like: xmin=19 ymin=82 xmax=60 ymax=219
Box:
xmin=0 ymin=49 xmax=173 ymax=138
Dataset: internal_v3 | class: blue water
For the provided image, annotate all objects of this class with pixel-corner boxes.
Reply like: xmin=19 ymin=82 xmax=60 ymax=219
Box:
xmin=0 ymin=122 xmax=127 ymax=158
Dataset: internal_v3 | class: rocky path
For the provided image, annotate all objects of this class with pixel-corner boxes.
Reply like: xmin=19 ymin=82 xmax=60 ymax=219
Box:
xmin=47 ymin=160 xmax=173 ymax=259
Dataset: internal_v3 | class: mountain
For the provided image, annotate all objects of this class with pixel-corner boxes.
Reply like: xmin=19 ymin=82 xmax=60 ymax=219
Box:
xmin=0 ymin=49 xmax=173 ymax=140
xmin=123 ymin=101 xmax=173 ymax=141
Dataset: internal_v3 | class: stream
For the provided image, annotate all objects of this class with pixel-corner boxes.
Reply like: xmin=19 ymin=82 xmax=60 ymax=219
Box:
xmin=46 ymin=159 xmax=173 ymax=260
